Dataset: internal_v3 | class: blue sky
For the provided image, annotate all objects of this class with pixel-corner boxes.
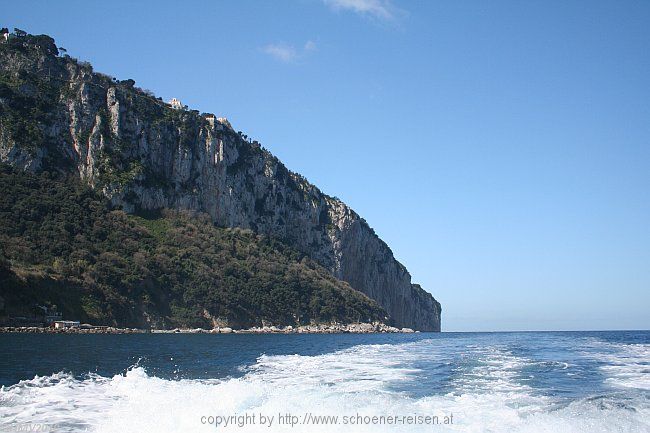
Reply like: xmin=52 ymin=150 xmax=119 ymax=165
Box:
xmin=5 ymin=0 xmax=650 ymax=331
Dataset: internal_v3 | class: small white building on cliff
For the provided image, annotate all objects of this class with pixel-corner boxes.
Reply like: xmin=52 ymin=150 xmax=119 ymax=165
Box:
xmin=168 ymin=98 xmax=183 ymax=109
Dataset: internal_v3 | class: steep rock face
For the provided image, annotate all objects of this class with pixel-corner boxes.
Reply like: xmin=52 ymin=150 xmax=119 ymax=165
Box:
xmin=0 ymin=33 xmax=441 ymax=330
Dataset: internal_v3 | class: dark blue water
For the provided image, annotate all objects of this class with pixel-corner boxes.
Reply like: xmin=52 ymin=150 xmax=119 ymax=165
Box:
xmin=0 ymin=332 xmax=431 ymax=386
xmin=1 ymin=331 xmax=649 ymax=432
xmin=2 ymin=331 xmax=647 ymax=387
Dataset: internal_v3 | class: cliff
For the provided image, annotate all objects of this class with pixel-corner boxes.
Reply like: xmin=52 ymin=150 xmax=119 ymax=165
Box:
xmin=0 ymin=166 xmax=388 ymax=329
xmin=0 ymin=31 xmax=441 ymax=331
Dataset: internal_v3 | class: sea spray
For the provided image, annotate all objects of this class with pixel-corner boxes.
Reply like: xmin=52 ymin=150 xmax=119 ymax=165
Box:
xmin=1 ymin=332 xmax=649 ymax=433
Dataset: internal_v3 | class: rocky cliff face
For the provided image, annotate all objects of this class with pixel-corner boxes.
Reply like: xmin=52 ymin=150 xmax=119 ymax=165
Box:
xmin=0 ymin=32 xmax=441 ymax=330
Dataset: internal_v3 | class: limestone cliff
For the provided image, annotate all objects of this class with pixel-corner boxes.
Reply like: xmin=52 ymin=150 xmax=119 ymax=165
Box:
xmin=0 ymin=31 xmax=441 ymax=330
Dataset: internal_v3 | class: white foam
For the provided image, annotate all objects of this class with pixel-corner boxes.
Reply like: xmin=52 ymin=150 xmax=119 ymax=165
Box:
xmin=1 ymin=339 xmax=649 ymax=433
xmin=579 ymin=339 xmax=650 ymax=390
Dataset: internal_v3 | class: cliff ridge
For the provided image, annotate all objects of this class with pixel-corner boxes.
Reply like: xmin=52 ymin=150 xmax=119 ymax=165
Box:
xmin=0 ymin=30 xmax=441 ymax=331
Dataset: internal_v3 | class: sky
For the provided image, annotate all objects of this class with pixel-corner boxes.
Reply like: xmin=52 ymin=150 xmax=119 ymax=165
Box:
xmin=5 ymin=0 xmax=650 ymax=331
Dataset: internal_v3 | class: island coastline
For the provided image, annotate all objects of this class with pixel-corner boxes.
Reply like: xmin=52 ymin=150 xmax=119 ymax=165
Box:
xmin=0 ymin=322 xmax=418 ymax=335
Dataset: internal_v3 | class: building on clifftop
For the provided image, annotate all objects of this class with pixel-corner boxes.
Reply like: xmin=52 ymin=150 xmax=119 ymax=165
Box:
xmin=168 ymin=97 xmax=183 ymax=109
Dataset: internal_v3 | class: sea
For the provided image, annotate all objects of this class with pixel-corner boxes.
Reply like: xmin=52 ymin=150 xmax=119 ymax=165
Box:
xmin=0 ymin=331 xmax=648 ymax=432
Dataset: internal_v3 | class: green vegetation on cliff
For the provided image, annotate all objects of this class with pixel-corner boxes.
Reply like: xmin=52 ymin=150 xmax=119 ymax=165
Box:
xmin=0 ymin=165 xmax=385 ymax=328
xmin=0 ymin=29 xmax=441 ymax=331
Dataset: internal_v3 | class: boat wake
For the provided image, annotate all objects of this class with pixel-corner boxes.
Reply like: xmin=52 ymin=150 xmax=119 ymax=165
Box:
xmin=1 ymin=337 xmax=648 ymax=432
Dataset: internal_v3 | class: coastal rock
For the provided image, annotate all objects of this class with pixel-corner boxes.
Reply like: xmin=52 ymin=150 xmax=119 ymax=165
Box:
xmin=0 ymin=33 xmax=441 ymax=331
xmin=0 ymin=324 xmax=415 ymax=334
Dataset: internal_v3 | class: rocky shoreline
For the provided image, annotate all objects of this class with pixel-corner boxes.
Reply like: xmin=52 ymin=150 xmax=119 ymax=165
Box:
xmin=0 ymin=322 xmax=418 ymax=335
